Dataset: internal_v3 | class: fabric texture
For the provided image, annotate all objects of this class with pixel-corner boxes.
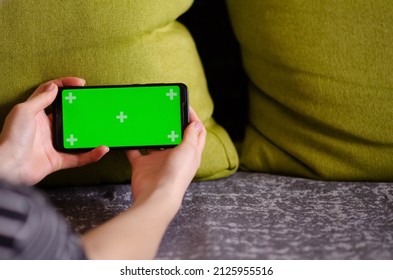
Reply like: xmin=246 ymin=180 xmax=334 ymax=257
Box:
xmin=0 ymin=0 xmax=238 ymax=186
xmin=0 ymin=181 xmax=86 ymax=260
xmin=226 ymin=0 xmax=393 ymax=181
xmin=44 ymin=172 xmax=393 ymax=259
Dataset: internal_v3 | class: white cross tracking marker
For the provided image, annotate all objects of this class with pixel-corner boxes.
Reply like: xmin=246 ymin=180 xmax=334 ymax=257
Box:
xmin=65 ymin=92 xmax=76 ymax=104
xmin=166 ymin=89 xmax=177 ymax=100
xmin=167 ymin=130 xmax=179 ymax=142
xmin=66 ymin=134 xmax=78 ymax=146
xmin=116 ymin=111 xmax=128 ymax=123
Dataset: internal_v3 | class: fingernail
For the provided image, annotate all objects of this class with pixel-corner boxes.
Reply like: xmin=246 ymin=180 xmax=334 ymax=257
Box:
xmin=46 ymin=83 xmax=55 ymax=92
xmin=194 ymin=121 xmax=203 ymax=133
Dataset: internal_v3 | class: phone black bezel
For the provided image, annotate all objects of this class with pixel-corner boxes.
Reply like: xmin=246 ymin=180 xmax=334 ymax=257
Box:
xmin=52 ymin=83 xmax=189 ymax=152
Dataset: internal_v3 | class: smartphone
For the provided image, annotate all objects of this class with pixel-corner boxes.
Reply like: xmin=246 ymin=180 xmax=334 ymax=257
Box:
xmin=52 ymin=83 xmax=189 ymax=151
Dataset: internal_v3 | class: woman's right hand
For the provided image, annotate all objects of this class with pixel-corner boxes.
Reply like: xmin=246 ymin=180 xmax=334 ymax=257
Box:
xmin=125 ymin=107 xmax=206 ymax=208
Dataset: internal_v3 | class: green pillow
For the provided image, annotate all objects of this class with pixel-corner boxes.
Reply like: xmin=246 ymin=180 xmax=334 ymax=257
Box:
xmin=0 ymin=0 xmax=238 ymax=186
xmin=227 ymin=0 xmax=393 ymax=181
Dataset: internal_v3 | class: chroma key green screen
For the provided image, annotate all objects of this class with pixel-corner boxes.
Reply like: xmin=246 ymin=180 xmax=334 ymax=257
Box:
xmin=59 ymin=84 xmax=186 ymax=149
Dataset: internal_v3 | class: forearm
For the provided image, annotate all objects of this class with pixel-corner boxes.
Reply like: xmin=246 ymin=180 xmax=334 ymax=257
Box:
xmin=81 ymin=187 xmax=183 ymax=259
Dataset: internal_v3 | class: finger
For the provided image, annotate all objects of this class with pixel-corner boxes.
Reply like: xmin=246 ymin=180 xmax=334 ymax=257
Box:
xmin=24 ymin=83 xmax=58 ymax=114
xmin=28 ymin=77 xmax=86 ymax=101
xmin=196 ymin=122 xmax=207 ymax=153
xmin=78 ymin=146 xmax=110 ymax=167
xmin=182 ymin=120 xmax=205 ymax=149
xmin=145 ymin=148 xmax=163 ymax=155
xmin=125 ymin=149 xmax=142 ymax=163
xmin=188 ymin=106 xmax=200 ymax=123
xmin=46 ymin=77 xmax=86 ymax=88
xmin=184 ymin=107 xmax=206 ymax=151
xmin=51 ymin=77 xmax=86 ymax=88
xmin=61 ymin=146 xmax=110 ymax=169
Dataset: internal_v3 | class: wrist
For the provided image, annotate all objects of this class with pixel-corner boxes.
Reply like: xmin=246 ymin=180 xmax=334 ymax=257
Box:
xmin=133 ymin=184 xmax=185 ymax=220
xmin=0 ymin=141 xmax=22 ymax=185
xmin=0 ymin=143 xmax=13 ymax=183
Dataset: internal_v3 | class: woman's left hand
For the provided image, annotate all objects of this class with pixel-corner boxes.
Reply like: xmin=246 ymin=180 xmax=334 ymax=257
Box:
xmin=0 ymin=77 xmax=109 ymax=186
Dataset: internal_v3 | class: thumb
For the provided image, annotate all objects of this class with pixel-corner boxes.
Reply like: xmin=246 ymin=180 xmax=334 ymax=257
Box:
xmin=182 ymin=121 xmax=206 ymax=153
xmin=25 ymin=83 xmax=58 ymax=114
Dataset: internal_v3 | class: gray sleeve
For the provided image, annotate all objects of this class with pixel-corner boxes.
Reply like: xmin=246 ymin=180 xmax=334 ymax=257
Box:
xmin=0 ymin=181 xmax=87 ymax=260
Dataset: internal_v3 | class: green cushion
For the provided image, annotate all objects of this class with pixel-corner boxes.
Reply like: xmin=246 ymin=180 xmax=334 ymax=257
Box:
xmin=227 ymin=0 xmax=393 ymax=181
xmin=0 ymin=0 xmax=238 ymax=186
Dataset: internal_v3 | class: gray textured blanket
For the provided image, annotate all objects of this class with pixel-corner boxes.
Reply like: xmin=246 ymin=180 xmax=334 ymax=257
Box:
xmin=44 ymin=172 xmax=393 ymax=259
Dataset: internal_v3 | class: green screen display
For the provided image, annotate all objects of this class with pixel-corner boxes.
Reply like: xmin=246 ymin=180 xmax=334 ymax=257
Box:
xmin=58 ymin=84 xmax=186 ymax=149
